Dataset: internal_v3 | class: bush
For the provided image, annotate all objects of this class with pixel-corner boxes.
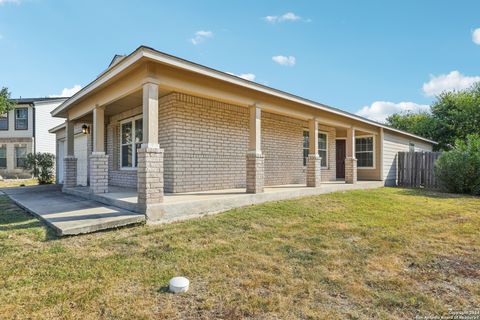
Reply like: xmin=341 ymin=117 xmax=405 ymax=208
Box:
xmin=435 ymin=134 xmax=480 ymax=195
xmin=24 ymin=152 xmax=55 ymax=184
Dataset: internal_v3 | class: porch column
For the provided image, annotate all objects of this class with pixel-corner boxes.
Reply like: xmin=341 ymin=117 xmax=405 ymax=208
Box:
xmin=306 ymin=118 xmax=321 ymax=187
xmin=62 ymin=120 xmax=77 ymax=189
xmin=345 ymin=127 xmax=357 ymax=184
xmin=137 ymin=82 xmax=164 ymax=219
xmin=89 ymin=106 xmax=109 ymax=194
xmin=246 ymin=104 xmax=264 ymax=193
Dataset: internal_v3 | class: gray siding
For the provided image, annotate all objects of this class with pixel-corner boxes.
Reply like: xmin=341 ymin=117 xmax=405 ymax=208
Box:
xmin=383 ymin=131 xmax=433 ymax=186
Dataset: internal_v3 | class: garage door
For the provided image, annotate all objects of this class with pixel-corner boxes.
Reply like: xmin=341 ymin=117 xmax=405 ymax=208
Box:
xmin=57 ymin=140 xmax=65 ymax=183
xmin=74 ymin=134 xmax=88 ymax=186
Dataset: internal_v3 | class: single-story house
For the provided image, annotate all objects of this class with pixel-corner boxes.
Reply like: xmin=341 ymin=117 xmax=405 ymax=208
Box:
xmin=50 ymin=46 xmax=435 ymax=221
xmin=0 ymin=97 xmax=66 ymax=178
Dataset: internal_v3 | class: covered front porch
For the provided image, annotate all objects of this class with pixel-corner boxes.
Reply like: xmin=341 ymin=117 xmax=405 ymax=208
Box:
xmin=55 ymin=50 xmax=384 ymax=223
xmin=64 ymin=180 xmax=384 ymax=224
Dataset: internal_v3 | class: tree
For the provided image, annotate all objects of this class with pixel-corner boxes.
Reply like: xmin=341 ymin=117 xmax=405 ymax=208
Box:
xmin=386 ymin=82 xmax=480 ymax=150
xmin=386 ymin=112 xmax=436 ymax=142
xmin=24 ymin=152 xmax=56 ymax=184
xmin=0 ymin=87 xmax=16 ymax=115
xmin=430 ymin=82 xmax=480 ymax=150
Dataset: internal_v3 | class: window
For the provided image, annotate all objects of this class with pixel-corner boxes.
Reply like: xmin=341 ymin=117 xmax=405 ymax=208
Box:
xmin=15 ymin=144 xmax=27 ymax=168
xmin=318 ymin=133 xmax=328 ymax=168
xmin=355 ymin=136 xmax=374 ymax=168
xmin=409 ymin=142 xmax=415 ymax=152
xmin=120 ymin=116 xmax=143 ymax=169
xmin=303 ymin=130 xmax=328 ymax=167
xmin=15 ymin=108 xmax=28 ymax=130
xmin=0 ymin=145 xmax=6 ymax=168
xmin=0 ymin=113 xmax=8 ymax=130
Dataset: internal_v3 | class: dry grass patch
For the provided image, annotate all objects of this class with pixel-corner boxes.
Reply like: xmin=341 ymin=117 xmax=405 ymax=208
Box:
xmin=0 ymin=188 xmax=479 ymax=319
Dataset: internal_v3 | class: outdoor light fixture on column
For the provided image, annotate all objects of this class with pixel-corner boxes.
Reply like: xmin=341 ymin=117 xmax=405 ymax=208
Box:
xmin=82 ymin=124 xmax=90 ymax=134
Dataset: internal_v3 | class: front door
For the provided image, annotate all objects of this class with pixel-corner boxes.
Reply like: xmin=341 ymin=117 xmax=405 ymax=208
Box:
xmin=336 ymin=139 xmax=346 ymax=179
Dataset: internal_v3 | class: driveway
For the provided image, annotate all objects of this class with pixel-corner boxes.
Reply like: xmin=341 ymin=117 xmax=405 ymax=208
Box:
xmin=1 ymin=184 xmax=145 ymax=236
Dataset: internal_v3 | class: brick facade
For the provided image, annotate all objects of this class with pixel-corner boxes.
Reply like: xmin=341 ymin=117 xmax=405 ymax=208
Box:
xmin=345 ymin=157 xmax=357 ymax=184
xmin=89 ymin=152 xmax=109 ymax=193
xmin=306 ymin=154 xmax=321 ymax=187
xmin=62 ymin=156 xmax=77 ymax=189
xmin=246 ymin=152 xmax=264 ymax=193
xmin=104 ymin=92 xmax=340 ymax=193
xmin=137 ymin=147 xmax=164 ymax=218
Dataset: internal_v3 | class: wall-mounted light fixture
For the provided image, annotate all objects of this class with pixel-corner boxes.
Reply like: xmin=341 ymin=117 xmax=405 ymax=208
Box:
xmin=81 ymin=124 xmax=90 ymax=134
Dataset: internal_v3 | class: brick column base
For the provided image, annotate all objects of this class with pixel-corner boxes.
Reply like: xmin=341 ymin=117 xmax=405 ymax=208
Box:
xmin=62 ymin=156 xmax=77 ymax=189
xmin=137 ymin=147 xmax=164 ymax=219
xmin=89 ymin=152 xmax=109 ymax=194
xmin=246 ymin=152 xmax=264 ymax=193
xmin=345 ymin=157 xmax=357 ymax=184
xmin=306 ymin=154 xmax=321 ymax=187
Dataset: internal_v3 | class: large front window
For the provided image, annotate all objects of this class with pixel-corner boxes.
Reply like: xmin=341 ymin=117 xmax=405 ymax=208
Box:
xmin=120 ymin=116 xmax=143 ymax=168
xmin=15 ymin=144 xmax=27 ymax=168
xmin=355 ymin=136 xmax=374 ymax=168
xmin=15 ymin=108 xmax=28 ymax=130
xmin=0 ymin=144 xmax=6 ymax=168
xmin=303 ymin=130 xmax=328 ymax=167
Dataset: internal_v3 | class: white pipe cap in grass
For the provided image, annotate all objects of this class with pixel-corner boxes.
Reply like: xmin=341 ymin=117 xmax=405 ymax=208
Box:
xmin=169 ymin=276 xmax=189 ymax=293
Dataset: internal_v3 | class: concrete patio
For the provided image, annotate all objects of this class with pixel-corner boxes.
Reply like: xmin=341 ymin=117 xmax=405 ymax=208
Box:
xmin=1 ymin=184 xmax=145 ymax=236
xmin=64 ymin=180 xmax=384 ymax=224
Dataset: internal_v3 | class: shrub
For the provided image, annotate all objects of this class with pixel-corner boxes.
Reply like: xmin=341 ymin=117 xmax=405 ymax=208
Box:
xmin=435 ymin=134 xmax=480 ymax=195
xmin=24 ymin=152 xmax=55 ymax=184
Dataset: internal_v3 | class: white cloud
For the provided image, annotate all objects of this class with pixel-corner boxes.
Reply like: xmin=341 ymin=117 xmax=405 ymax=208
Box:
xmin=356 ymin=101 xmax=430 ymax=122
xmin=263 ymin=12 xmax=305 ymax=23
xmin=422 ymin=70 xmax=480 ymax=97
xmin=272 ymin=55 xmax=296 ymax=66
xmin=190 ymin=30 xmax=213 ymax=45
xmin=49 ymin=85 xmax=82 ymax=97
xmin=472 ymin=28 xmax=480 ymax=45
xmin=227 ymin=72 xmax=256 ymax=81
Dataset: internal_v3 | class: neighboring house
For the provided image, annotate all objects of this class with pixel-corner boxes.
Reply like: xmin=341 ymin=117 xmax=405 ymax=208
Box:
xmin=0 ymin=97 xmax=67 ymax=178
xmin=50 ymin=46 xmax=435 ymax=221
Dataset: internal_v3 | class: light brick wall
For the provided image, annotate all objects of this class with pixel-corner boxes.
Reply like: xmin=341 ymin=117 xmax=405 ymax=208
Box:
xmin=168 ymin=93 xmax=249 ymax=192
xmin=104 ymin=92 xmax=339 ymax=193
xmin=262 ymin=112 xmax=306 ymax=185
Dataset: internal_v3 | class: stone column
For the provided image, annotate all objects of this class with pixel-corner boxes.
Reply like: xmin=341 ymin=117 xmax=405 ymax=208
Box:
xmin=306 ymin=118 xmax=321 ymax=187
xmin=138 ymin=82 xmax=163 ymax=219
xmin=345 ymin=127 xmax=357 ymax=184
xmin=246 ymin=104 xmax=264 ymax=193
xmin=62 ymin=120 xmax=77 ymax=189
xmin=89 ymin=106 xmax=109 ymax=194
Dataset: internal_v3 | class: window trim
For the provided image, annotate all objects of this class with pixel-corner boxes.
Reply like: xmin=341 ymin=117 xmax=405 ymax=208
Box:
xmin=0 ymin=112 xmax=8 ymax=131
xmin=14 ymin=108 xmax=28 ymax=131
xmin=409 ymin=142 xmax=415 ymax=152
xmin=14 ymin=144 xmax=27 ymax=169
xmin=119 ymin=115 xmax=143 ymax=170
xmin=0 ymin=144 xmax=6 ymax=168
xmin=355 ymin=135 xmax=376 ymax=169
xmin=302 ymin=129 xmax=329 ymax=168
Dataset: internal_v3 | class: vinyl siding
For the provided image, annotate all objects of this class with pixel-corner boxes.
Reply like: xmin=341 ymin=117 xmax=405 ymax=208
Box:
xmin=34 ymin=101 xmax=66 ymax=154
xmin=383 ymin=131 xmax=433 ymax=186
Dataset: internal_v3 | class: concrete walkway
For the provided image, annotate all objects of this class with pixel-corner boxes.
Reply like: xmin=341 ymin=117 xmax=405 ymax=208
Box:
xmin=1 ymin=184 xmax=145 ymax=236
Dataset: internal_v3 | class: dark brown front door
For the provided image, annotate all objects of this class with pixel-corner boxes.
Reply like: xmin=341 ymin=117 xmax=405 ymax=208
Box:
xmin=336 ymin=140 xmax=346 ymax=179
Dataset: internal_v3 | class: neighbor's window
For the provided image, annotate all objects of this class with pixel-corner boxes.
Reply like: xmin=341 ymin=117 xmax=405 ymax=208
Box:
xmin=0 ymin=113 xmax=8 ymax=130
xmin=120 ymin=116 xmax=143 ymax=168
xmin=303 ymin=130 xmax=328 ymax=167
xmin=15 ymin=108 xmax=28 ymax=130
xmin=409 ymin=142 xmax=415 ymax=152
xmin=355 ymin=136 xmax=374 ymax=168
xmin=0 ymin=144 xmax=6 ymax=168
xmin=15 ymin=144 xmax=27 ymax=168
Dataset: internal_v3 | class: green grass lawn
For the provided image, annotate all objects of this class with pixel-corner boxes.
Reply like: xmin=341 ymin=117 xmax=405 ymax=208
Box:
xmin=0 ymin=188 xmax=479 ymax=319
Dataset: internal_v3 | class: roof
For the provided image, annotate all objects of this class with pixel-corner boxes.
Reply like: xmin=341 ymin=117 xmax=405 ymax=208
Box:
xmin=52 ymin=45 xmax=437 ymax=145
xmin=48 ymin=121 xmax=66 ymax=133
xmin=12 ymin=97 xmax=68 ymax=104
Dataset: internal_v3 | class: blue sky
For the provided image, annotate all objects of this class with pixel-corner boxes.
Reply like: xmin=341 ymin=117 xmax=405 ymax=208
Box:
xmin=1 ymin=0 xmax=479 ymax=121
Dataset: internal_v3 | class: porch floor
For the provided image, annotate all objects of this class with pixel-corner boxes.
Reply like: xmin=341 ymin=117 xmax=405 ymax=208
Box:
xmin=64 ymin=180 xmax=384 ymax=224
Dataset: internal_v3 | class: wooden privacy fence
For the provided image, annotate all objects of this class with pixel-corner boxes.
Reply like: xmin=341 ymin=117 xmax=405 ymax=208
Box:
xmin=397 ymin=151 xmax=442 ymax=188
